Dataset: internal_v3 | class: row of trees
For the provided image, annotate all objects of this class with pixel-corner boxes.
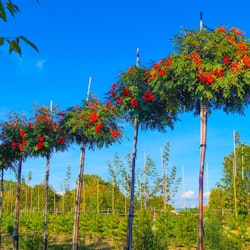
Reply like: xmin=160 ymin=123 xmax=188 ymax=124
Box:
xmin=0 ymin=98 xmax=123 ymax=250
xmin=2 ymin=143 xmax=179 ymax=215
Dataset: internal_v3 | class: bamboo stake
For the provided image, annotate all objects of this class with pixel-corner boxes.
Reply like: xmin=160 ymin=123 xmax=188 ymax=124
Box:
xmin=182 ymin=165 xmax=186 ymax=210
xmin=50 ymin=100 xmax=53 ymax=112
xmin=206 ymin=163 xmax=209 ymax=204
xmin=233 ymin=130 xmax=238 ymax=219
xmin=96 ymin=178 xmax=100 ymax=214
xmin=143 ymin=151 xmax=147 ymax=209
xmin=242 ymin=144 xmax=244 ymax=181
xmin=87 ymin=76 xmax=92 ymax=101
xmin=161 ymin=148 xmax=167 ymax=210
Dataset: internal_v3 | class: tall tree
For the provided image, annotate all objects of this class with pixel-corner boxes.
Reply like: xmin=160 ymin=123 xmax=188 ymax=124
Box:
xmin=0 ymin=140 xmax=18 ymax=248
xmin=107 ymin=152 xmax=124 ymax=214
xmin=62 ymin=96 xmax=122 ymax=250
xmin=153 ymin=142 xmax=181 ymax=208
xmin=63 ymin=166 xmax=74 ymax=212
xmin=0 ymin=112 xmax=31 ymax=250
xmin=141 ymin=155 xmax=158 ymax=209
xmin=221 ymin=142 xmax=250 ymax=216
xmin=208 ymin=186 xmax=226 ymax=218
xmin=27 ymin=171 xmax=32 ymax=211
xmin=149 ymin=26 xmax=250 ymax=249
xmin=106 ymin=63 xmax=178 ymax=249
xmin=28 ymin=105 xmax=69 ymax=250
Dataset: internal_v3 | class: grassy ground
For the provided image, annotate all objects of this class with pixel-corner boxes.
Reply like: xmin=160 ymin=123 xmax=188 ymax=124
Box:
xmin=2 ymin=233 xmax=250 ymax=249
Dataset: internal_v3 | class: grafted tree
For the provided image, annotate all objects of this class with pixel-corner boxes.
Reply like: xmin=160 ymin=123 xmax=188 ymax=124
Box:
xmin=28 ymin=105 xmax=69 ymax=250
xmin=106 ymin=64 xmax=179 ymax=249
xmin=149 ymin=26 xmax=250 ymax=249
xmin=0 ymin=112 xmax=32 ymax=250
xmin=0 ymin=138 xmax=18 ymax=248
xmin=62 ymin=96 xmax=122 ymax=250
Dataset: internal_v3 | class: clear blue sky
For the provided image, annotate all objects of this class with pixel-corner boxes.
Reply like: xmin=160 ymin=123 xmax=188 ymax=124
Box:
xmin=1 ymin=0 xmax=250 ymax=208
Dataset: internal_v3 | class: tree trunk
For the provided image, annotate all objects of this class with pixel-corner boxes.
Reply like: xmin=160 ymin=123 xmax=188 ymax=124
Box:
xmin=0 ymin=169 xmax=4 ymax=249
xmin=198 ymin=104 xmax=208 ymax=250
xmin=72 ymin=142 xmax=86 ymax=250
xmin=43 ymin=155 xmax=50 ymax=250
xmin=112 ymin=181 xmax=115 ymax=214
xmin=96 ymin=178 xmax=99 ymax=214
xmin=125 ymin=118 xmax=139 ymax=250
xmin=13 ymin=157 xmax=22 ymax=250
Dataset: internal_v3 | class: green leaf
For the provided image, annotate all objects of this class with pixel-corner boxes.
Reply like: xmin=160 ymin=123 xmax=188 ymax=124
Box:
xmin=6 ymin=3 xmax=19 ymax=17
xmin=7 ymin=39 xmax=21 ymax=56
xmin=20 ymin=36 xmax=39 ymax=53
xmin=0 ymin=2 xmax=7 ymax=22
xmin=0 ymin=37 xmax=4 ymax=46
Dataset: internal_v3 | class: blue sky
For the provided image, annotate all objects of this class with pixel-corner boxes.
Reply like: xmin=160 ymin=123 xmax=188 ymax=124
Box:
xmin=1 ymin=0 xmax=250 ymax=208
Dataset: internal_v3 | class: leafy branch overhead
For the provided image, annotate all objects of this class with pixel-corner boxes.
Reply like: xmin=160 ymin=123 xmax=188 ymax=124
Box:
xmin=0 ymin=1 xmax=19 ymax=21
xmin=0 ymin=0 xmax=39 ymax=56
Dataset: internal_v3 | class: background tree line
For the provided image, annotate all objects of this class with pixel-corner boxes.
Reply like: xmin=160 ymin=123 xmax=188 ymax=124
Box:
xmin=2 ymin=142 xmax=180 ymax=215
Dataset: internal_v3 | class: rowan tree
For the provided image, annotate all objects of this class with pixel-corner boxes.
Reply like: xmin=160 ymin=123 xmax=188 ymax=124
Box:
xmin=149 ymin=25 xmax=250 ymax=249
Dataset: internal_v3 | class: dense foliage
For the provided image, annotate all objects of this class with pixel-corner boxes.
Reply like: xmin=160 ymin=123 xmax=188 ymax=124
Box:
xmin=149 ymin=26 xmax=250 ymax=115
xmin=106 ymin=66 xmax=178 ymax=131
xmin=62 ymin=97 xmax=122 ymax=149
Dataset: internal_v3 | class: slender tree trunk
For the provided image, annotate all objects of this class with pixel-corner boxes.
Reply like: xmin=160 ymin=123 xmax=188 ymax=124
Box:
xmin=112 ymin=181 xmax=115 ymax=214
xmin=83 ymin=186 xmax=85 ymax=213
xmin=0 ymin=169 xmax=4 ymax=249
xmin=38 ymin=187 xmax=40 ymax=213
xmin=124 ymin=176 xmax=127 ymax=218
xmin=9 ymin=180 xmax=13 ymax=213
xmin=233 ymin=168 xmax=238 ymax=219
xmin=13 ymin=157 xmax=23 ymax=250
xmin=198 ymin=104 xmax=208 ymax=250
xmin=25 ymin=181 xmax=28 ymax=214
xmin=54 ymin=188 xmax=56 ymax=214
xmin=43 ymin=155 xmax=50 ymax=250
xmin=30 ymin=188 xmax=32 ymax=212
xmin=72 ymin=142 xmax=86 ymax=250
xmin=125 ymin=118 xmax=139 ymax=250
xmin=96 ymin=178 xmax=99 ymax=214
xmin=233 ymin=131 xmax=238 ymax=220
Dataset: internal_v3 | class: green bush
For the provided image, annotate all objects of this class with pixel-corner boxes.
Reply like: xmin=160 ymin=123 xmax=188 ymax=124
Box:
xmin=204 ymin=212 xmax=239 ymax=250
xmin=175 ymin=210 xmax=197 ymax=248
xmin=154 ymin=210 xmax=178 ymax=247
xmin=19 ymin=232 xmax=43 ymax=250
xmin=133 ymin=210 xmax=164 ymax=250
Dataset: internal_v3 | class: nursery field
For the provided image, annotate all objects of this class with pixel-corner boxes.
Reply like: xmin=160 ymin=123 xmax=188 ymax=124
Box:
xmin=0 ymin=208 xmax=250 ymax=249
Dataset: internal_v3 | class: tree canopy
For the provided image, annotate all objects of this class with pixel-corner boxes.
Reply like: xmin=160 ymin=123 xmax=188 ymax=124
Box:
xmin=149 ymin=26 xmax=250 ymax=115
